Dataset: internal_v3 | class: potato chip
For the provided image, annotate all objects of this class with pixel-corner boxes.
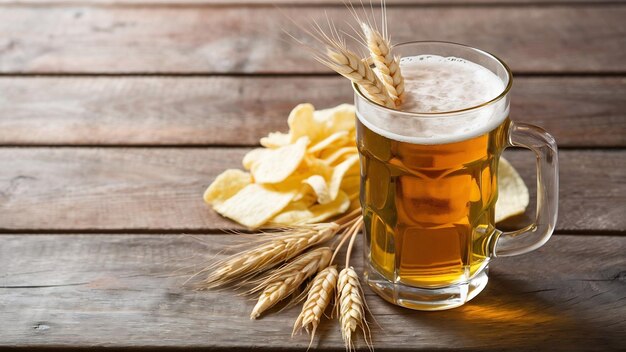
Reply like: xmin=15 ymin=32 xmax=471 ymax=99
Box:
xmin=271 ymin=191 xmax=350 ymax=225
xmin=252 ymin=137 xmax=309 ymax=184
xmin=214 ymin=183 xmax=297 ymax=229
xmin=305 ymin=191 xmax=351 ymax=223
xmin=496 ymin=157 xmax=530 ymax=222
xmin=203 ymin=169 xmax=251 ymax=205
xmin=320 ymin=147 xmax=358 ymax=165
xmin=303 ymin=175 xmax=332 ymax=204
xmin=288 ymin=103 xmax=323 ymax=143
xmin=242 ymin=148 xmax=270 ymax=170
xmin=302 ymin=156 xmax=333 ymax=177
xmin=328 ymin=154 xmax=360 ymax=201
xmin=308 ymin=131 xmax=350 ymax=154
xmin=313 ymin=104 xmax=356 ymax=134
xmin=292 ymin=187 xmax=318 ymax=207
xmin=260 ymin=132 xmax=290 ymax=149
xmin=269 ymin=201 xmax=311 ymax=225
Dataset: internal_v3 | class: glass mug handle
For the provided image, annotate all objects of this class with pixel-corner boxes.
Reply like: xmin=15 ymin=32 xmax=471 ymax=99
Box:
xmin=492 ymin=122 xmax=559 ymax=257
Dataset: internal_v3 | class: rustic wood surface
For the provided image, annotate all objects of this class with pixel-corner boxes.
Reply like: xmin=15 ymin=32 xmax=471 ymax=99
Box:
xmin=4 ymin=0 xmax=626 ymax=4
xmin=0 ymin=234 xmax=624 ymax=350
xmin=0 ymin=149 xmax=624 ymax=232
xmin=0 ymin=77 xmax=624 ymax=147
xmin=0 ymin=6 xmax=625 ymax=74
xmin=0 ymin=0 xmax=624 ymax=350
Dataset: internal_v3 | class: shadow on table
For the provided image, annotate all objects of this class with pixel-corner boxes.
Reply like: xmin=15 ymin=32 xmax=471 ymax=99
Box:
xmin=367 ymin=274 xmax=620 ymax=351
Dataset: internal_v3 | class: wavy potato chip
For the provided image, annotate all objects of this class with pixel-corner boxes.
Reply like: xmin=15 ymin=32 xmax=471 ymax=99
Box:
xmin=203 ymin=169 xmax=251 ymax=205
xmin=303 ymin=175 xmax=332 ymax=205
xmin=271 ymin=191 xmax=350 ymax=225
xmin=320 ymin=147 xmax=358 ymax=166
xmin=302 ymin=156 xmax=333 ymax=177
xmin=252 ymin=137 xmax=309 ymax=184
xmin=314 ymin=104 xmax=356 ymax=134
xmin=304 ymin=191 xmax=351 ymax=223
xmin=308 ymin=131 xmax=350 ymax=154
xmin=260 ymin=132 xmax=290 ymax=149
xmin=242 ymin=148 xmax=270 ymax=170
xmin=496 ymin=157 xmax=530 ymax=222
xmin=328 ymin=154 xmax=360 ymax=201
xmin=214 ymin=183 xmax=297 ymax=229
xmin=288 ymin=103 xmax=323 ymax=143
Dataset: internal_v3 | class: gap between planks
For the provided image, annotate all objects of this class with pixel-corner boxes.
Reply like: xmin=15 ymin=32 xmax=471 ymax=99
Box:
xmin=1 ymin=1 xmax=626 ymax=9
xmin=0 ymin=229 xmax=624 ymax=236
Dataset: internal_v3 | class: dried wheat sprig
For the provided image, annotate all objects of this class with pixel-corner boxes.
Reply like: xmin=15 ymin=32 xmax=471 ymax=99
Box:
xmin=250 ymin=247 xmax=332 ymax=319
xmin=292 ymin=265 xmax=339 ymax=344
xmin=298 ymin=16 xmax=395 ymax=109
xmin=331 ymin=216 xmax=363 ymax=264
xmin=280 ymin=7 xmax=395 ymax=109
xmin=321 ymin=47 xmax=396 ymax=109
xmin=337 ymin=266 xmax=369 ymax=351
xmin=199 ymin=223 xmax=338 ymax=289
xmin=362 ymin=22 xmax=405 ymax=106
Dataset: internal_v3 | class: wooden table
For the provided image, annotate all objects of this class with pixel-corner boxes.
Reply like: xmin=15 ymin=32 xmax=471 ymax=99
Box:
xmin=0 ymin=0 xmax=624 ymax=350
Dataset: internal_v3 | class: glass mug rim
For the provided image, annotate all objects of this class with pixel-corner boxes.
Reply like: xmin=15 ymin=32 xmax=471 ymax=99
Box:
xmin=352 ymin=40 xmax=513 ymax=118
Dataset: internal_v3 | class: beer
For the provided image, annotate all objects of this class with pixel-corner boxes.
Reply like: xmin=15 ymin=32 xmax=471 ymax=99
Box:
xmin=357 ymin=54 xmax=509 ymax=288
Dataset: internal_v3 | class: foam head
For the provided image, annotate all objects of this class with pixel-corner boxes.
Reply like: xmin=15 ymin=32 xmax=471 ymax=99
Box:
xmin=355 ymin=55 xmax=510 ymax=145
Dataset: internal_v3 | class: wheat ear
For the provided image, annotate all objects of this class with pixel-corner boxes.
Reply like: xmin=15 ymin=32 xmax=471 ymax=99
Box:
xmin=250 ymin=247 xmax=332 ymax=319
xmin=322 ymin=47 xmax=395 ymax=109
xmin=338 ymin=266 xmax=368 ymax=351
xmin=292 ymin=265 xmax=338 ymax=343
xmin=199 ymin=223 xmax=338 ymax=288
xmin=362 ymin=22 xmax=405 ymax=106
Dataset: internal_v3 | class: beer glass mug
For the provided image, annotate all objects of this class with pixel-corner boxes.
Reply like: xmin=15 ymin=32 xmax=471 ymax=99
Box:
xmin=355 ymin=42 xmax=558 ymax=310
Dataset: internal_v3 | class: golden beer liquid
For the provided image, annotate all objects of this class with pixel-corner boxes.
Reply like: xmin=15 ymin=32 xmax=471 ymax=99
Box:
xmin=358 ymin=117 xmax=510 ymax=288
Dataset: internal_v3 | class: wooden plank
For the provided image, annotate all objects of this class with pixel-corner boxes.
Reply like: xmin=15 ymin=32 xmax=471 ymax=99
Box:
xmin=0 ymin=234 xmax=623 ymax=350
xmin=0 ymin=148 xmax=624 ymax=232
xmin=3 ymin=0 xmax=625 ymax=4
xmin=0 ymin=76 xmax=624 ymax=147
xmin=0 ymin=6 xmax=625 ymax=73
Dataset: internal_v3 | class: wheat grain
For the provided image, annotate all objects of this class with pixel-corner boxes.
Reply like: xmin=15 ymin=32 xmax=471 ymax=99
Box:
xmin=292 ymin=265 xmax=338 ymax=342
xmin=362 ymin=22 xmax=405 ymax=106
xmin=337 ymin=266 xmax=368 ymax=351
xmin=199 ymin=223 xmax=338 ymax=288
xmin=250 ymin=247 xmax=332 ymax=319
xmin=322 ymin=47 xmax=396 ymax=109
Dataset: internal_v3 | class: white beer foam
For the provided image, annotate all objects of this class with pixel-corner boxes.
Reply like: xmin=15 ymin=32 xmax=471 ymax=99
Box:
xmin=356 ymin=55 xmax=509 ymax=145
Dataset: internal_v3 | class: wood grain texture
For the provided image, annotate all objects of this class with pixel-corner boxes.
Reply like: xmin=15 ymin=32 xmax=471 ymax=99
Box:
xmin=0 ymin=6 xmax=625 ymax=74
xmin=0 ymin=148 xmax=624 ymax=232
xmin=4 ymin=0 xmax=626 ymax=4
xmin=1 ymin=76 xmax=624 ymax=147
xmin=0 ymin=234 xmax=623 ymax=350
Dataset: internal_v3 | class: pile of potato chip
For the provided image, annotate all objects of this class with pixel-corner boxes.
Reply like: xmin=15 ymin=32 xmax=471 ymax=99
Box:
xmin=204 ymin=103 xmax=529 ymax=229
xmin=204 ymin=104 xmax=361 ymax=229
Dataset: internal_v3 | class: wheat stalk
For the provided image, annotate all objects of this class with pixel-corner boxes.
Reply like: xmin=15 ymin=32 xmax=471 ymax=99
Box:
xmin=362 ymin=22 xmax=405 ymax=106
xmin=337 ymin=266 xmax=369 ymax=351
xmin=250 ymin=247 xmax=332 ymax=319
xmin=199 ymin=223 xmax=339 ymax=288
xmin=292 ymin=265 xmax=338 ymax=343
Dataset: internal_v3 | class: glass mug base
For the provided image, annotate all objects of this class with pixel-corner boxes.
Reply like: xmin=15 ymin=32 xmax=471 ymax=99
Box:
xmin=364 ymin=262 xmax=489 ymax=311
